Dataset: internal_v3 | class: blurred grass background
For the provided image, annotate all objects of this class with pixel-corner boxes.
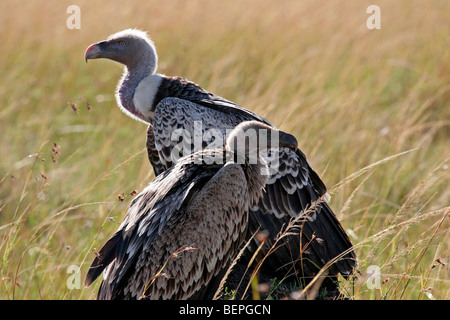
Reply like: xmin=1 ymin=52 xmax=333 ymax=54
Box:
xmin=0 ymin=0 xmax=448 ymax=299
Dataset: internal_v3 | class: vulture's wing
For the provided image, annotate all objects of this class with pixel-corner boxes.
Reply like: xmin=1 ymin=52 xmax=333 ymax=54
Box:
xmin=152 ymin=76 xmax=271 ymax=127
xmin=148 ymin=97 xmax=356 ymax=281
xmin=150 ymin=97 xmax=246 ymax=171
xmin=141 ymin=161 xmax=249 ymax=300
xmin=85 ymin=156 xmax=214 ymax=298
xmin=247 ymin=147 xmax=356 ymax=278
xmin=146 ymin=124 xmax=166 ymax=176
xmin=85 ymin=152 xmax=248 ymax=299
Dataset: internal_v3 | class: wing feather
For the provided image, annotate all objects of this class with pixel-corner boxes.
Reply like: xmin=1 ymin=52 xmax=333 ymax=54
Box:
xmin=144 ymin=77 xmax=357 ymax=286
xmin=87 ymin=152 xmax=250 ymax=299
xmin=135 ymin=162 xmax=249 ymax=300
xmin=88 ymin=156 xmax=220 ymax=299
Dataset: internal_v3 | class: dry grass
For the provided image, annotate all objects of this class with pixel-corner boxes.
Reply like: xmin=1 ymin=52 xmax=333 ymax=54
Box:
xmin=0 ymin=0 xmax=448 ymax=300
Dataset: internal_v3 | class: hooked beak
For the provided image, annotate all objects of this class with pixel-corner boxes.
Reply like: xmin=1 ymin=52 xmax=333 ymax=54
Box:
xmin=84 ymin=41 xmax=107 ymax=63
xmin=279 ymin=131 xmax=298 ymax=150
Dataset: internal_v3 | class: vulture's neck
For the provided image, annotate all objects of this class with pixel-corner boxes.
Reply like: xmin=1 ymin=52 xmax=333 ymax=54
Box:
xmin=244 ymin=159 xmax=269 ymax=208
xmin=116 ymin=57 xmax=158 ymax=124
xmin=227 ymin=149 xmax=269 ymax=208
xmin=244 ymin=158 xmax=269 ymax=206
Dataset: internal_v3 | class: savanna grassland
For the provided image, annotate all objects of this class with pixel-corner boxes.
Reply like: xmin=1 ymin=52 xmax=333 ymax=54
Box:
xmin=0 ymin=0 xmax=448 ymax=300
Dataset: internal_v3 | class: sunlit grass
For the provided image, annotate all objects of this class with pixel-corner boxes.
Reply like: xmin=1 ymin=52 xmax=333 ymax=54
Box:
xmin=0 ymin=0 xmax=448 ymax=299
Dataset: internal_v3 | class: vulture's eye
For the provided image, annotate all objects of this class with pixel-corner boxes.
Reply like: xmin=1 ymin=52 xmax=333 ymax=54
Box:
xmin=118 ymin=41 xmax=126 ymax=46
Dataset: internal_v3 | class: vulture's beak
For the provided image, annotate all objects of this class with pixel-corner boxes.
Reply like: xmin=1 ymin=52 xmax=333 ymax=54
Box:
xmin=84 ymin=41 xmax=107 ymax=63
xmin=279 ymin=131 xmax=298 ymax=150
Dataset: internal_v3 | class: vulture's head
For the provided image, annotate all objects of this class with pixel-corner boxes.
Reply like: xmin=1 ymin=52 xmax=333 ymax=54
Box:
xmin=85 ymin=29 xmax=158 ymax=72
xmin=226 ymin=121 xmax=298 ymax=166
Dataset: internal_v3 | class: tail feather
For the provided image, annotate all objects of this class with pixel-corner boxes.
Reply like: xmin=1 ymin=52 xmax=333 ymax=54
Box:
xmin=85 ymin=231 xmax=121 ymax=287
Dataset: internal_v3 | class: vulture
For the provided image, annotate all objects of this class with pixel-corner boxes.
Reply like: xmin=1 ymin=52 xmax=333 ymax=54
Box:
xmin=85 ymin=29 xmax=357 ymax=298
xmin=85 ymin=121 xmax=298 ymax=300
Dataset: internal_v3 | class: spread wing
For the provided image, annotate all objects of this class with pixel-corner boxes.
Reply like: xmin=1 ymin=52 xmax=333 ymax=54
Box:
xmin=85 ymin=152 xmax=249 ymax=300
